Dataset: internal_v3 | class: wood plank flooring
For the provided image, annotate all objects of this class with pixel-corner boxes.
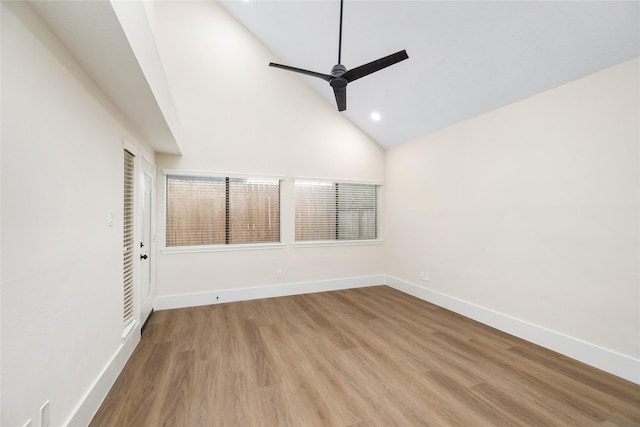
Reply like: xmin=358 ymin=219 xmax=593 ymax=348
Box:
xmin=90 ymin=286 xmax=640 ymax=426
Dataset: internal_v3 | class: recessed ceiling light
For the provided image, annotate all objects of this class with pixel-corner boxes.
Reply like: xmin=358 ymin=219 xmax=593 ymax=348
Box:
xmin=371 ymin=112 xmax=381 ymax=122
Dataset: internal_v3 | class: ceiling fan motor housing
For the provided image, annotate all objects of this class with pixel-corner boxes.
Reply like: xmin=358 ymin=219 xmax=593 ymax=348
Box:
xmin=330 ymin=64 xmax=348 ymax=89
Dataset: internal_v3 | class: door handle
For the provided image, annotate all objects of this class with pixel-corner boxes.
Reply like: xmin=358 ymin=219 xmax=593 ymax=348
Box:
xmin=140 ymin=254 xmax=148 ymax=260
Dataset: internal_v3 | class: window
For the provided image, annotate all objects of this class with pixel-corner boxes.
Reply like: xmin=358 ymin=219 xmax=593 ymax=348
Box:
xmin=295 ymin=180 xmax=379 ymax=242
xmin=166 ymin=174 xmax=280 ymax=247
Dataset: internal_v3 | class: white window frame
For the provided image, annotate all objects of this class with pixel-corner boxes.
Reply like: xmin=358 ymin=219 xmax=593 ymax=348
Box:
xmin=161 ymin=169 xmax=285 ymax=254
xmin=293 ymin=177 xmax=383 ymax=248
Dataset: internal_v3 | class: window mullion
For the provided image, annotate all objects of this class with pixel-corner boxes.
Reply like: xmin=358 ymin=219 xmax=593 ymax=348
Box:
xmin=225 ymin=177 xmax=230 ymax=245
xmin=335 ymin=182 xmax=340 ymax=240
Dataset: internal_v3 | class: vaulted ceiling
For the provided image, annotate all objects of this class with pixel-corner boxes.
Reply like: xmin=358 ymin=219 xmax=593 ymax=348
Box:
xmin=30 ymin=1 xmax=639 ymax=151
xmin=220 ymin=1 xmax=640 ymax=148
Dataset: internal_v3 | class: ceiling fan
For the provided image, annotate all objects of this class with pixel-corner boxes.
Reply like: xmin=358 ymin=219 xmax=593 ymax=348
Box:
xmin=269 ymin=0 xmax=409 ymax=112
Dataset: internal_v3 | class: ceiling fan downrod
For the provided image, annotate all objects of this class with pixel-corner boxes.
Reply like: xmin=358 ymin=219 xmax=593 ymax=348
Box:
xmin=338 ymin=0 xmax=344 ymax=65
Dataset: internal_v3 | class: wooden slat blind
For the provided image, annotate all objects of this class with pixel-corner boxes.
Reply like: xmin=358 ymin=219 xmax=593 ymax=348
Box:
xmin=294 ymin=181 xmax=336 ymax=241
xmin=228 ymin=178 xmax=280 ymax=244
xmin=123 ymin=150 xmax=135 ymax=328
xmin=166 ymin=175 xmax=280 ymax=247
xmin=295 ymin=180 xmax=378 ymax=241
xmin=166 ymin=176 xmax=226 ymax=246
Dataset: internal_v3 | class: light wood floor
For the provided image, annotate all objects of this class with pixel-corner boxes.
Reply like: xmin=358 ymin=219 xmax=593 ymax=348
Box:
xmin=90 ymin=286 xmax=640 ymax=426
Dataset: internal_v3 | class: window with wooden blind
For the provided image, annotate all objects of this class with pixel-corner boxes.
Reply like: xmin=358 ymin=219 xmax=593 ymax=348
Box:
xmin=295 ymin=180 xmax=379 ymax=242
xmin=166 ymin=175 xmax=281 ymax=247
xmin=123 ymin=150 xmax=135 ymax=330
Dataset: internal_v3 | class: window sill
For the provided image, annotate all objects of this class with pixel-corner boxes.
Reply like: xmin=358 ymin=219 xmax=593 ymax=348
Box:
xmin=161 ymin=242 xmax=285 ymax=254
xmin=293 ymin=239 xmax=383 ymax=248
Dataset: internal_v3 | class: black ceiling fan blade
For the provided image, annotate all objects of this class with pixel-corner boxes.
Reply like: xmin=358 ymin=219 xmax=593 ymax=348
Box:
xmin=342 ymin=50 xmax=409 ymax=83
xmin=333 ymin=86 xmax=347 ymax=111
xmin=269 ymin=62 xmax=333 ymax=82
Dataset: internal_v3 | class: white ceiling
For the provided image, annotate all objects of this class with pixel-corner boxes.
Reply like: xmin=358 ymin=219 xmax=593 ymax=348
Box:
xmin=27 ymin=1 xmax=639 ymax=152
xmin=220 ymin=1 xmax=640 ymax=148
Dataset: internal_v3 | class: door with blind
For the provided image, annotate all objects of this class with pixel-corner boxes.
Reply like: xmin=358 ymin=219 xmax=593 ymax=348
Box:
xmin=139 ymin=158 xmax=155 ymax=326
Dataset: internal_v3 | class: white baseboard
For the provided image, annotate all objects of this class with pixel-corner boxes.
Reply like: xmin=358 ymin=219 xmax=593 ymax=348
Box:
xmin=154 ymin=275 xmax=386 ymax=310
xmin=385 ymin=276 xmax=640 ymax=385
xmin=63 ymin=274 xmax=638 ymax=427
xmin=64 ymin=325 xmax=141 ymax=427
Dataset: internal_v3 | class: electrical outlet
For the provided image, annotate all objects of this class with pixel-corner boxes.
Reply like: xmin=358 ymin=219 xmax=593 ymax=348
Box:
xmin=420 ymin=271 xmax=429 ymax=281
xmin=275 ymin=270 xmax=283 ymax=279
xmin=40 ymin=401 xmax=50 ymax=427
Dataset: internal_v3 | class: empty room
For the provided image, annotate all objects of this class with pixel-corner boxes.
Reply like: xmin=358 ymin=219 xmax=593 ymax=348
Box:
xmin=2 ymin=0 xmax=639 ymax=426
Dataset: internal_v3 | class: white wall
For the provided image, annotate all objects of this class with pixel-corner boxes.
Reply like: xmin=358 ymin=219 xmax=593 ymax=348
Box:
xmin=149 ymin=1 xmax=385 ymax=299
xmin=1 ymin=2 xmax=152 ymax=425
xmin=3 ymin=5 xmax=636 ymax=427
xmin=385 ymin=59 xmax=639 ymax=361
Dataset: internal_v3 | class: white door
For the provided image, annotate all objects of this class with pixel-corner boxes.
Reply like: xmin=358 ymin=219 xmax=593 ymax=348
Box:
xmin=139 ymin=158 xmax=155 ymax=327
